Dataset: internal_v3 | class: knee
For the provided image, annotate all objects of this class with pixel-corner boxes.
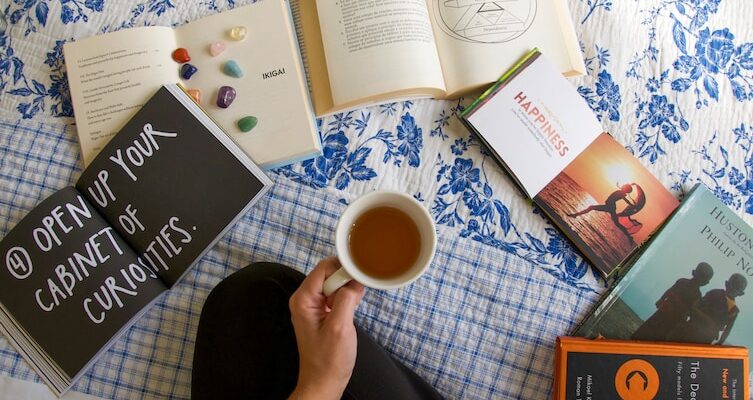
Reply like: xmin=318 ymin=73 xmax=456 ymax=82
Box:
xmin=229 ymin=262 xmax=299 ymax=285
xmin=205 ymin=262 xmax=304 ymax=305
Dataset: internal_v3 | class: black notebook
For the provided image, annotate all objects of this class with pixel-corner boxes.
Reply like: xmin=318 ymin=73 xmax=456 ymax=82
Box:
xmin=0 ymin=84 xmax=272 ymax=395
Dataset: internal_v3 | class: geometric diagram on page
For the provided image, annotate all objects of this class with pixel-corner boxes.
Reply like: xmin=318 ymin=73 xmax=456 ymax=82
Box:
xmin=434 ymin=0 xmax=537 ymax=43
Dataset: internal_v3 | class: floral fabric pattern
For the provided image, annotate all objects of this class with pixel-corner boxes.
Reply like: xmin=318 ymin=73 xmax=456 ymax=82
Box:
xmin=1 ymin=0 xmax=753 ymax=395
xmin=2 ymin=0 xmax=753 ymax=291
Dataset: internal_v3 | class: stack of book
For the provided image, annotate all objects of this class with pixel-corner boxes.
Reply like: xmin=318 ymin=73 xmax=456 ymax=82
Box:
xmin=459 ymin=49 xmax=751 ymax=398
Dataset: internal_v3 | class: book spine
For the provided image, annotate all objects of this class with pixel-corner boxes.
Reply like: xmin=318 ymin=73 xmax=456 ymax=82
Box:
xmin=459 ymin=48 xmax=541 ymax=119
xmin=287 ymin=0 xmax=313 ymax=98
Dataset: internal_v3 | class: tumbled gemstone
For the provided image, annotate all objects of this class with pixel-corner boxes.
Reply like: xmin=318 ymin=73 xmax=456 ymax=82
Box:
xmin=237 ymin=116 xmax=258 ymax=132
xmin=187 ymin=89 xmax=201 ymax=103
xmin=172 ymin=48 xmax=191 ymax=63
xmin=216 ymin=86 xmax=236 ymax=108
xmin=223 ymin=60 xmax=243 ymax=78
xmin=209 ymin=41 xmax=226 ymax=57
xmin=228 ymin=26 xmax=247 ymax=41
xmin=180 ymin=63 xmax=198 ymax=80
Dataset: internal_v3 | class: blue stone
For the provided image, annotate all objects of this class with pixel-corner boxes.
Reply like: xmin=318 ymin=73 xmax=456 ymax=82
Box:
xmin=223 ymin=60 xmax=244 ymax=78
xmin=180 ymin=63 xmax=198 ymax=80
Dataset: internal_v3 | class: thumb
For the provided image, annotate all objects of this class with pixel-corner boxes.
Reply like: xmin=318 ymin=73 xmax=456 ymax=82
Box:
xmin=328 ymin=281 xmax=365 ymax=325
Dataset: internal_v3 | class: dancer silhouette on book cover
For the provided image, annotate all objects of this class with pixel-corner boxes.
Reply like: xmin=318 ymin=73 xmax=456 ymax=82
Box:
xmin=630 ymin=262 xmax=714 ymax=341
xmin=568 ymin=183 xmax=646 ymax=235
xmin=668 ymin=273 xmax=748 ymax=345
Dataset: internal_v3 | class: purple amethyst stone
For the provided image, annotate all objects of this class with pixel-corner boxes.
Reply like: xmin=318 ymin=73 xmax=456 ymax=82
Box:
xmin=216 ymin=86 xmax=236 ymax=108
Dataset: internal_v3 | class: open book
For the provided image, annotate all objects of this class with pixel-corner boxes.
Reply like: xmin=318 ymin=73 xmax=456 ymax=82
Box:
xmin=0 ymin=85 xmax=272 ymax=396
xmin=64 ymin=0 xmax=319 ymax=168
xmin=292 ymin=0 xmax=584 ymax=115
xmin=460 ymin=50 xmax=679 ymax=277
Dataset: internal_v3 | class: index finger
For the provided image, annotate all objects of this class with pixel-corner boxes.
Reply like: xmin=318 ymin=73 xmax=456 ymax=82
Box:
xmin=298 ymin=257 xmax=342 ymax=296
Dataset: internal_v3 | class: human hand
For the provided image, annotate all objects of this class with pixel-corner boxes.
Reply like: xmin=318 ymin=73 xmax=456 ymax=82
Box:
xmin=288 ymin=257 xmax=365 ymax=400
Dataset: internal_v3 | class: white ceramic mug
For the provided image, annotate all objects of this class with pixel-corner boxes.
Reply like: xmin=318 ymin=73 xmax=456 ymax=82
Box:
xmin=323 ymin=191 xmax=437 ymax=296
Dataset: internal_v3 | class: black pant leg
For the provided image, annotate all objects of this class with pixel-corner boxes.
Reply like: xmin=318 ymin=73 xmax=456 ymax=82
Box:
xmin=192 ymin=262 xmax=304 ymax=399
xmin=346 ymin=328 xmax=443 ymax=400
xmin=191 ymin=262 xmax=443 ymax=400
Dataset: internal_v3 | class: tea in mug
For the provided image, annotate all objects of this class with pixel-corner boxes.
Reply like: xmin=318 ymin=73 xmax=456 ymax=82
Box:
xmin=348 ymin=206 xmax=421 ymax=279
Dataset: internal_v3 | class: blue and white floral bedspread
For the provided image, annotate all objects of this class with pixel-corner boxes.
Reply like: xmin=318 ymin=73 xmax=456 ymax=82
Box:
xmin=1 ymin=0 xmax=752 ymax=398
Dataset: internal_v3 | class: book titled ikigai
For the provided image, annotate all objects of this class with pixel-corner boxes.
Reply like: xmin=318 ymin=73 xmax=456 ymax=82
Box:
xmin=553 ymin=337 xmax=749 ymax=400
xmin=64 ymin=0 xmax=320 ymax=168
xmin=574 ymin=184 xmax=753 ymax=364
xmin=459 ymin=50 xmax=679 ymax=277
xmin=0 ymin=84 xmax=271 ymax=396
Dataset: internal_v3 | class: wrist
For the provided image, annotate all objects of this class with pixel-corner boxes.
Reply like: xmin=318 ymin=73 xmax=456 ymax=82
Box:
xmin=288 ymin=380 xmax=345 ymax=400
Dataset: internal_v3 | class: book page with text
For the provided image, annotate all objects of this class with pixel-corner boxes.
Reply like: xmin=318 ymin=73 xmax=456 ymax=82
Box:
xmin=316 ymin=0 xmax=446 ymax=106
xmin=426 ymin=0 xmax=584 ymax=95
xmin=64 ymin=27 xmax=179 ymax=166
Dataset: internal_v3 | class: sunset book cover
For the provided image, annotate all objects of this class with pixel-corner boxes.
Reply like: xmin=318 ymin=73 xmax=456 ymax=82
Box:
xmin=461 ymin=50 xmax=678 ymax=276
xmin=553 ymin=337 xmax=749 ymax=400
xmin=575 ymin=185 xmax=753 ymax=366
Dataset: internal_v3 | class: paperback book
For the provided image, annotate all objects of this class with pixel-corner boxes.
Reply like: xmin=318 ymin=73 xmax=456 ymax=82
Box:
xmin=574 ymin=184 xmax=753 ymax=364
xmin=0 ymin=84 xmax=272 ymax=396
xmin=64 ymin=0 xmax=320 ymax=168
xmin=291 ymin=0 xmax=584 ymax=116
xmin=554 ymin=336 xmax=749 ymax=400
xmin=459 ymin=50 xmax=679 ymax=277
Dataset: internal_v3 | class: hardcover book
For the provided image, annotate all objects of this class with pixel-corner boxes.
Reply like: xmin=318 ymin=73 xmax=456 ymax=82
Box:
xmin=0 ymin=84 xmax=272 ymax=396
xmin=574 ymin=184 xmax=753 ymax=364
xmin=291 ymin=0 xmax=585 ymax=116
xmin=64 ymin=0 xmax=320 ymax=168
xmin=459 ymin=50 xmax=679 ymax=277
xmin=554 ymin=336 xmax=749 ymax=400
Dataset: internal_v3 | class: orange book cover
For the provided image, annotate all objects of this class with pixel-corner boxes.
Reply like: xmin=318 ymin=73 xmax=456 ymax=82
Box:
xmin=554 ymin=336 xmax=749 ymax=400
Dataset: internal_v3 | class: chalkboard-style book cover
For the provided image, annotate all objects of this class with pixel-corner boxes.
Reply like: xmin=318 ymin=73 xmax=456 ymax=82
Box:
xmin=459 ymin=50 xmax=679 ymax=277
xmin=575 ymin=184 xmax=753 ymax=364
xmin=553 ymin=337 xmax=749 ymax=400
xmin=0 ymin=84 xmax=271 ymax=396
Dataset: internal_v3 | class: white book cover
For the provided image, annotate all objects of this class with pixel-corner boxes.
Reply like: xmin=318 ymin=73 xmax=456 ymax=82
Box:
xmin=464 ymin=54 xmax=602 ymax=197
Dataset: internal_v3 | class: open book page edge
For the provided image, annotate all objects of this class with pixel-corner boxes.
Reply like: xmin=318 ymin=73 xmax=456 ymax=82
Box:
xmin=282 ymin=0 xmax=324 ymax=166
xmin=0 ymin=306 xmax=69 ymax=396
xmin=290 ymin=0 xmax=335 ymax=117
xmin=553 ymin=0 xmax=587 ymax=75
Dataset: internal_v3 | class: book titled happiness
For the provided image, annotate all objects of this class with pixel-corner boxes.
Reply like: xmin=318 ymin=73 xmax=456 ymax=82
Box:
xmin=459 ymin=50 xmax=679 ymax=277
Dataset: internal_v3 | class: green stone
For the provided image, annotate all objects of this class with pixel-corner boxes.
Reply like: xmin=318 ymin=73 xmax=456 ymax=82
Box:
xmin=237 ymin=116 xmax=258 ymax=132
